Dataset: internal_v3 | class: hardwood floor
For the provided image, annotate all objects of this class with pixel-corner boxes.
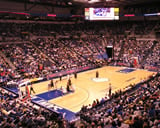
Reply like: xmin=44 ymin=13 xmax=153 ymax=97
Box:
xmin=21 ymin=66 xmax=155 ymax=112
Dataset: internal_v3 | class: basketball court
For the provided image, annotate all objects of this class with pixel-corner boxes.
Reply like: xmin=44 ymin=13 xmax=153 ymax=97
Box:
xmin=20 ymin=66 xmax=155 ymax=113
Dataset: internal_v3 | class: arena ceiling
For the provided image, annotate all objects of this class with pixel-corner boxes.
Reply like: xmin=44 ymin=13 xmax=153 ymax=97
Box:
xmin=72 ymin=0 xmax=160 ymax=6
xmin=8 ymin=0 xmax=160 ymax=7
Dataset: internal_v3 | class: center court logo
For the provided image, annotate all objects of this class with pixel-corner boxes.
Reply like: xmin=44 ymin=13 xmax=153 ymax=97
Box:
xmin=91 ymin=78 xmax=109 ymax=82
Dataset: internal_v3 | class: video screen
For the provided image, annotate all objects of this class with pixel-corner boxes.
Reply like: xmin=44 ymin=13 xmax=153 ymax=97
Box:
xmin=85 ymin=8 xmax=119 ymax=20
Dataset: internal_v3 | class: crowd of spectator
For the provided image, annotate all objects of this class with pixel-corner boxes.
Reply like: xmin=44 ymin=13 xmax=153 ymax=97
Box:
xmin=0 ymin=21 xmax=159 ymax=127
xmin=0 ymin=55 xmax=19 ymax=84
xmin=112 ymin=38 xmax=160 ymax=72
xmin=0 ymin=21 xmax=159 ymax=38
xmin=144 ymin=41 xmax=160 ymax=69
xmin=0 ymin=88 xmax=68 ymax=128
xmin=78 ymin=74 xmax=160 ymax=128
xmin=120 ymin=40 xmax=154 ymax=66
xmin=33 ymin=38 xmax=91 ymax=72
xmin=0 ymin=43 xmax=54 ymax=79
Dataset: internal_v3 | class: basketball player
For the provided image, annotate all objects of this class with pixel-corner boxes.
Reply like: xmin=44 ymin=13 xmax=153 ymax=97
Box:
xmin=30 ymin=84 xmax=35 ymax=95
xmin=67 ymin=78 xmax=72 ymax=86
xmin=66 ymin=78 xmax=72 ymax=92
xmin=74 ymin=72 xmax=77 ymax=79
xmin=48 ymin=82 xmax=51 ymax=92
xmin=60 ymin=75 xmax=62 ymax=81
xmin=50 ymin=79 xmax=54 ymax=88
xmin=96 ymin=71 xmax=99 ymax=78
xmin=109 ymin=83 xmax=112 ymax=98
xmin=67 ymin=84 xmax=70 ymax=92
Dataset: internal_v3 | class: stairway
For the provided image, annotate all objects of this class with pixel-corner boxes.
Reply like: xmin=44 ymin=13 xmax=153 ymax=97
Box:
xmin=117 ymin=40 xmax=125 ymax=60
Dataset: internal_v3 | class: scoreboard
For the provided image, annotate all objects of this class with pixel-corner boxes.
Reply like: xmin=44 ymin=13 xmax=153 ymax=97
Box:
xmin=85 ymin=8 xmax=119 ymax=20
